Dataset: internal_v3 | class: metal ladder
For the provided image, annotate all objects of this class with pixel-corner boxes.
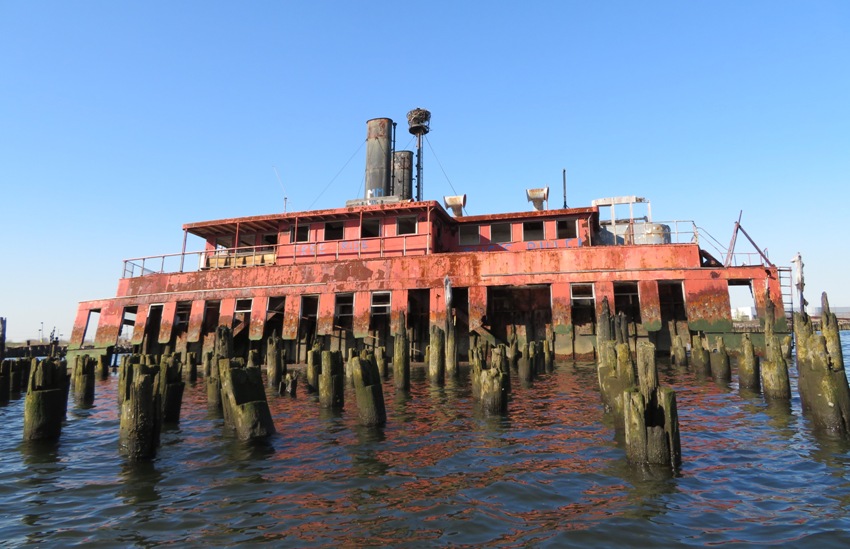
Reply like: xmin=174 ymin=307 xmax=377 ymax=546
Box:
xmin=778 ymin=266 xmax=794 ymax=327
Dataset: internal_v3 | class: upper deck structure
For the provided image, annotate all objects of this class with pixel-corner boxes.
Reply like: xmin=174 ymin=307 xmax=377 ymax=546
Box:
xmin=68 ymin=113 xmax=789 ymax=363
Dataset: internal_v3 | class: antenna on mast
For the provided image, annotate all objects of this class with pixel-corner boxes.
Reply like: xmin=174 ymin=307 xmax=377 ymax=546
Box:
xmin=273 ymin=165 xmax=288 ymax=213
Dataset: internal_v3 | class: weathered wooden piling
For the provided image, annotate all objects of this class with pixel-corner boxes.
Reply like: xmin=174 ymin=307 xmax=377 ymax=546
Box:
xmin=670 ymin=324 xmax=687 ymax=367
xmin=10 ymin=358 xmax=23 ymax=394
xmin=709 ymin=337 xmax=731 ymax=382
xmin=351 ymin=355 xmax=387 ymax=426
xmin=597 ymin=341 xmax=635 ymax=425
xmin=185 ymin=351 xmax=198 ymax=382
xmin=97 ymin=354 xmax=110 ymax=380
xmin=319 ymin=350 xmax=344 ymax=410
xmin=0 ymin=317 xmax=5 ymax=362
xmin=689 ymin=334 xmax=710 ymax=376
xmin=375 ymin=346 xmax=388 ymax=380
xmin=738 ymin=333 xmax=760 ymax=392
xmin=119 ymin=362 xmax=162 ymax=460
xmin=472 ymin=345 xmax=509 ymax=415
xmin=624 ymin=341 xmax=682 ymax=468
xmin=543 ymin=338 xmax=554 ymax=372
xmin=280 ymin=370 xmax=298 ymax=397
xmin=266 ymin=333 xmax=285 ymax=389
xmin=0 ymin=360 xmax=10 ymax=405
xmin=203 ymin=351 xmax=213 ymax=378
xmin=218 ymin=358 xmax=276 ymax=440
xmin=761 ymin=298 xmax=791 ymax=401
xmin=23 ymin=358 xmax=69 ymax=441
xmin=72 ymin=355 xmax=96 ymax=406
xmin=208 ymin=326 xmax=233 ymax=411
xmin=160 ymin=354 xmax=185 ymax=423
xmin=429 ymin=324 xmax=445 ymax=385
xmin=517 ymin=342 xmax=533 ymax=383
xmin=794 ymin=294 xmax=850 ymax=434
xmin=446 ymin=318 xmax=458 ymax=379
xmin=597 ymin=296 xmax=613 ymax=349
xmin=393 ymin=315 xmax=410 ymax=392
xmin=306 ymin=344 xmax=321 ymax=393
xmin=506 ymin=333 xmax=519 ymax=370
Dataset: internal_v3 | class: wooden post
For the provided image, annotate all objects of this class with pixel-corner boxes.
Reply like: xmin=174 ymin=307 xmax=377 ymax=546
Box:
xmin=624 ymin=341 xmax=681 ymax=468
xmin=218 ymin=358 xmax=276 ymax=440
xmin=670 ymin=334 xmax=687 ymax=368
xmin=428 ymin=324 xmax=445 ymax=385
xmin=690 ymin=334 xmax=710 ymax=377
xmin=160 ymin=354 xmax=185 ymax=423
xmin=375 ymin=346 xmax=388 ymax=380
xmin=393 ymin=314 xmax=410 ymax=392
xmin=280 ymin=370 xmax=298 ymax=397
xmin=319 ymin=350 xmax=344 ymax=410
xmin=306 ymin=344 xmax=321 ymax=393
xmin=0 ymin=360 xmax=10 ymax=406
xmin=738 ymin=333 xmax=760 ymax=392
xmin=185 ymin=351 xmax=198 ymax=382
xmin=473 ymin=345 xmax=509 ymax=415
xmin=597 ymin=296 xmax=613 ymax=348
xmin=518 ymin=342 xmax=532 ymax=384
xmin=506 ymin=333 xmax=519 ymax=370
xmin=351 ymin=355 xmax=387 ymax=426
xmin=119 ymin=362 xmax=162 ymax=460
xmin=710 ymin=337 xmax=731 ymax=382
xmin=203 ymin=351 xmax=212 ymax=378
xmin=23 ymin=358 xmax=69 ymax=441
xmin=794 ymin=297 xmax=850 ymax=434
xmin=446 ymin=316 xmax=458 ymax=380
xmin=10 ymin=358 xmax=22 ymax=394
xmin=72 ymin=355 xmax=96 ymax=406
xmin=97 ymin=354 xmax=110 ymax=380
xmin=267 ymin=333 xmax=283 ymax=389
xmin=597 ymin=342 xmax=635 ymax=427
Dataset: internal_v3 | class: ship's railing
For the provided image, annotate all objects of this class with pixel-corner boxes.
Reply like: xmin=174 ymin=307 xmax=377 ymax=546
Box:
xmin=121 ymin=235 xmax=429 ymax=278
xmin=697 ymin=226 xmax=774 ymax=267
xmin=598 ymin=220 xmax=699 ymax=245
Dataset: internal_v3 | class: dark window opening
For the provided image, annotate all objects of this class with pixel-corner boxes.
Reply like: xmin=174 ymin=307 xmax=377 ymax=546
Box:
xmin=290 ymin=225 xmax=310 ymax=243
xmin=361 ymin=219 xmax=381 ymax=238
xmin=571 ymin=283 xmax=596 ymax=327
xmin=325 ymin=221 xmax=344 ymax=241
xmin=371 ymin=292 xmax=391 ymax=315
xmin=523 ymin=221 xmax=544 ymax=241
xmin=491 ymin=223 xmax=512 ymax=243
xmin=557 ymin=219 xmax=578 ymax=239
xmin=459 ymin=225 xmax=480 ymax=246
xmin=397 ymin=216 xmax=417 ymax=235
xmin=614 ymin=282 xmax=641 ymax=323
xmin=235 ymin=299 xmax=253 ymax=313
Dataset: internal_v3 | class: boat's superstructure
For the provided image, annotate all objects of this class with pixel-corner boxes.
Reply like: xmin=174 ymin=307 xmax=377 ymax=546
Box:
xmin=67 ymin=113 xmax=789 ymax=363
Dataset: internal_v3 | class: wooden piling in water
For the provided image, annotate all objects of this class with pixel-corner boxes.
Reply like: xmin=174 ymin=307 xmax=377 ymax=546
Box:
xmin=351 ymin=354 xmax=387 ymax=426
xmin=306 ymin=344 xmax=321 ymax=393
xmin=624 ymin=341 xmax=682 ymax=468
xmin=218 ymin=357 xmax=276 ymax=440
xmin=23 ymin=358 xmax=69 ymax=441
xmin=597 ymin=341 xmax=635 ymax=426
xmin=207 ymin=326 xmax=233 ymax=412
xmin=393 ymin=315 xmax=410 ymax=392
xmin=266 ymin=333 xmax=284 ymax=389
xmin=375 ymin=346 xmax=388 ymax=381
xmin=160 ymin=354 xmax=185 ymax=423
xmin=738 ymin=333 xmax=761 ymax=392
xmin=280 ymin=370 xmax=298 ymax=397
xmin=794 ymin=294 xmax=850 ymax=434
xmin=97 ymin=354 xmax=110 ymax=380
xmin=506 ymin=333 xmax=519 ymax=370
xmin=319 ymin=350 xmax=344 ymax=410
xmin=518 ymin=342 xmax=532 ymax=384
xmin=429 ymin=324 xmax=445 ymax=385
xmin=670 ymin=324 xmax=687 ymax=368
xmin=0 ymin=360 xmax=10 ymax=405
xmin=446 ymin=317 xmax=458 ymax=379
xmin=710 ymin=337 xmax=731 ymax=382
xmin=118 ymin=362 xmax=162 ymax=460
xmin=689 ymin=334 xmax=710 ymax=377
xmin=72 ymin=355 xmax=96 ymax=406
xmin=761 ymin=296 xmax=791 ymax=401
xmin=472 ymin=345 xmax=509 ymax=415
xmin=185 ymin=351 xmax=198 ymax=382
xmin=10 ymin=358 xmax=22 ymax=394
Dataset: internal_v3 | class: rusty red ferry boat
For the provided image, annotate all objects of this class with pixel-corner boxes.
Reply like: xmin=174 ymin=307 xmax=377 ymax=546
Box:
xmin=67 ymin=110 xmax=790 ymax=364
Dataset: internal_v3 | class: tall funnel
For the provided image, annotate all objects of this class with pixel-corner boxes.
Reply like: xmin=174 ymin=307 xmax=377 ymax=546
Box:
xmin=365 ymin=118 xmax=392 ymax=200
xmin=393 ymin=151 xmax=413 ymax=200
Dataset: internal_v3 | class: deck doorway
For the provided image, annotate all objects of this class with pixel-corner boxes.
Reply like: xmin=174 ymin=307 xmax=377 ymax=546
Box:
xmin=232 ymin=299 xmax=253 ymax=358
xmin=143 ymin=304 xmax=163 ymax=355
xmin=407 ymin=289 xmax=430 ymax=362
xmin=333 ymin=294 xmax=354 ymax=354
xmin=487 ymin=285 xmax=552 ymax=346
xmin=658 ymin=281 xmax=687 ymax=353
xmin=297 ymin=295 xmax=319 ymax=363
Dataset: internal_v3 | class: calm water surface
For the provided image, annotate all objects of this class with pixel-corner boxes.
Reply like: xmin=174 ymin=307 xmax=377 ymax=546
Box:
xmin=3 ymin=334 xmax=850 ymax=547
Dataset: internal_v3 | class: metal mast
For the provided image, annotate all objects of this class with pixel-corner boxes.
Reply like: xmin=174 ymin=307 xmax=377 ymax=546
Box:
xmin=407 ymin=108 xmax=431 ymax=201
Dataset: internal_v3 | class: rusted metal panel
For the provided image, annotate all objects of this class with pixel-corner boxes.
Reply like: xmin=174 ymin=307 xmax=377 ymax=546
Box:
xmin=638 ymin=280 xmax=662 ymax=332
xmin=186 ymin=300 xmax=205 ymax=343
xmin=684 ymin=277 xmax=733 ymax=332
xmin=282 ymin=296 xmax=299 ymax=340
xmin=249 ymin=296 xmax=266 ymax=341
xmin=316 ymin=293 xmax=335 ymax=336
xmin=218 ymin=298 xmax=236 ymax=329
xmin=158 ymin=301 xmax=177 ymax=344
xmin=353 ymin=291 xmax=371 ymax=339
xmin=131 ymin=305 xmax=149 ymax=346
xmin=550 ymin=282 xmax=571 ymax=334
xmin=391 ymin=289 xmax=408 ymax=334
xmin=467 ymin=286 xmax=487 ymax=333
xmin=94 ymin=300 xmax=123 ymax=348
xmin=69 ymin=305 xmax=94 ymax=349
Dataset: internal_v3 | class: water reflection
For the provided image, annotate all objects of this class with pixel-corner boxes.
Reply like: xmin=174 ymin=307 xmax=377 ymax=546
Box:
xmin=119 ymin=461 xmax=162 ymax=505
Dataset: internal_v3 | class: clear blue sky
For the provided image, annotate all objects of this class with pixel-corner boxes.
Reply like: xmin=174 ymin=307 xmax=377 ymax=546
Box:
xmin=1 ymin=1 xmax=848 ymax=342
